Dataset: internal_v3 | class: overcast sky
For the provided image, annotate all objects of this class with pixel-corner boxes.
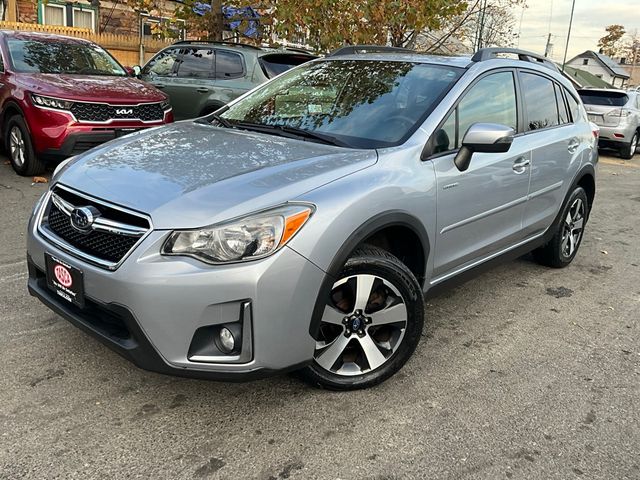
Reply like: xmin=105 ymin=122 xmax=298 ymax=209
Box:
xmin=515 ymin=0 xmax=640 ymax=62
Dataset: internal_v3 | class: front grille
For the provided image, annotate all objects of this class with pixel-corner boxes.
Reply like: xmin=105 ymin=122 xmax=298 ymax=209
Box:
xmin=70 ymin=102 xmax=164 ymax=122
xmin=41 ymin=187 xmax=151 ymax=268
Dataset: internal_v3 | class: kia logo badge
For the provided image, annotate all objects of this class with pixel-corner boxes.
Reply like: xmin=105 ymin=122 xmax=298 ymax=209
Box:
xmin=54 ymin=264 xmax=73 ymax=288
xmin=70 ymin=206 xmax=101 ymax=232
xmin=115 ymin=108 xmax=134 ymax=115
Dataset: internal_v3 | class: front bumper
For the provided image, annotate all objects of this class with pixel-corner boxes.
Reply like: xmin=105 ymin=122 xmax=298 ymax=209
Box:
xmin=24 ymin=106 xmax=173 ymax=158
xmin=27 ymin=211 xmax=325 ymax=380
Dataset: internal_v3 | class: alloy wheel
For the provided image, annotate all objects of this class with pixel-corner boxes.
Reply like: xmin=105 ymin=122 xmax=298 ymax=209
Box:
xmin=632 ymin=134 xmax=638 ymax=154
xmin=561 ymin=197 xmax=585 ymax=258
xmin=9 ymin=126 xmax=26 ymax=168
xmin=313 ymin=274 xmax=407 ymax=376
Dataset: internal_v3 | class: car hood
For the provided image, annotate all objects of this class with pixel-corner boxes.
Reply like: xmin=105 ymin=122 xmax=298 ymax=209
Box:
xmin=57 ymin=122 xmax=377 ymax=229
xmin=17 ymin=74 xmax=166 ymax=103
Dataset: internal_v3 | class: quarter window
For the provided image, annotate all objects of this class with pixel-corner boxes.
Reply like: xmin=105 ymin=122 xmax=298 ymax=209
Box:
xmin=215 ymin=51 xmax=244 ymax=79
xmin=565 ymin=92 xmax=581 ymax=122
xmin=521 ymin=72 xmax=559 ymax=131
xmin=176 ymin=48 xmax=214 ymax=78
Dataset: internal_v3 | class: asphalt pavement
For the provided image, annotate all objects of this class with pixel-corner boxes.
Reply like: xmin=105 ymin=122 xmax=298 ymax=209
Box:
xmin=0 ymin=154 xmax=638 ymax=479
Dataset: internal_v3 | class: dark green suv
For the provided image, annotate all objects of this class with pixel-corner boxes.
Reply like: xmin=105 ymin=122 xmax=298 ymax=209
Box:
xmin=138 ymin=41 xmax=315 ymax=120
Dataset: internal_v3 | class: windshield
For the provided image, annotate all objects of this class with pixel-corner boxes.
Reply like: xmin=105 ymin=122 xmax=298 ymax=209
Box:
xmin=221 ymin=59 xmax=463 ymax=148
xmin=578 ymin=90 xmax=629 ymax=107
xmin=8 ymin=39 xmax=126 ymax=76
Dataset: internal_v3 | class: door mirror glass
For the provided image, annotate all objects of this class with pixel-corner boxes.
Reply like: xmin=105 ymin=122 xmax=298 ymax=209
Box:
xmin=454 ymin=123 xmax=515 ymax=171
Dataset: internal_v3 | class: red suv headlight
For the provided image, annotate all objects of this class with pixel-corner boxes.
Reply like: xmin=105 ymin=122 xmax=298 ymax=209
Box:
xmin=31 ymin=94 xmax=74 ymax=111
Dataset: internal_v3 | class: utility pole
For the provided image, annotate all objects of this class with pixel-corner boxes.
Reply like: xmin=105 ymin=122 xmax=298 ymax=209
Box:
xmin=562 ymin=0 xmax=576 ymax=71
xmin=475 ymin=0 xmax=488 ymax=50
xmin=544 ymin=33 xmax=553 ymax=57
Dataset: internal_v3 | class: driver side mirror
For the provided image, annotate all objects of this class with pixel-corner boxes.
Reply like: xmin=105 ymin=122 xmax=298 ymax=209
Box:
xmin=454 ymin=123 xmax=515 ymax=172
xmin=127 ymin=65 xmax=142 ymax=77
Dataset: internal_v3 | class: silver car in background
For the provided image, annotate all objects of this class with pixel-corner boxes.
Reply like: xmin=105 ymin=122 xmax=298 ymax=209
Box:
xmin=27 ymin=47 xmax=598 ymax=390
xmin=579 ymin=88 xmax=640 ymax=159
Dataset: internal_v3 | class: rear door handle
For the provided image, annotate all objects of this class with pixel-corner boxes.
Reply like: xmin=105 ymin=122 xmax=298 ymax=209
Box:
xmin=196 ymin=87 xmax=209 ymax=93
xmin=512 ymin=157 xmax=530 ymax=174
xmin=568 ymin=139 xmax=580 ymax=153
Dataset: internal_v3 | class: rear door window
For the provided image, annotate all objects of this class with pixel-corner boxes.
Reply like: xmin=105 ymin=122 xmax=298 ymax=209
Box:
xmin=520 ymin=72 xmax=559 ymax=131
xmin=215 ymin=50 xmax=244 ymax=79
xmin=176 ymin=48 xmax=214 ymax=78
xmin=259 ymin=54 xmax=315 ymax=78
xmin=578 ymin=90 xmax=629 ymax=107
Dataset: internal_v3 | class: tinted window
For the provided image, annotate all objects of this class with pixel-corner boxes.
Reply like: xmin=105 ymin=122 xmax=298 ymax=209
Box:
xmin=215 ymin=50 xmax=243 ymax=79
xmin=221 ymin=60 xmax=463 ymax=149
xmin=554 ymin=83 xmax=569 ymax=124
xmin=578 ymin=90 xmax=628 ymax=107
xmin=521 ymin=73 xmax=559 ymax=131
xmin=259 ymin=54 xmax=314 ymax=78
xmin=176 ymin=48 xmax=214 ymax=78
xmin=143 ymin=48 xmax=178 ymax=76
xmin=7 ymin=39 xmax=125 ymax=75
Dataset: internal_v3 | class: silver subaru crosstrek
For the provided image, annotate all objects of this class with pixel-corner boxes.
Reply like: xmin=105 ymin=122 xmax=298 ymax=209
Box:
xmin=27 ymin=47 xmax=598 ymax=390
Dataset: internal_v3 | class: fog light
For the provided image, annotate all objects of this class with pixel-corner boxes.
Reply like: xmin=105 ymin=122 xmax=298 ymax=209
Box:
xmin=218 ymin=327 xmax=235 ymax=353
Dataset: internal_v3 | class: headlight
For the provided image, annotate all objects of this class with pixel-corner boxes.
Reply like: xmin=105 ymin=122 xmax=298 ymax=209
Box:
xmin=160 ymin=99 xmax=172 ymax=111
xmin=31 ymin=94 xmax=74 ymax=110
xmin=162 ymin=204 xmax=314 ymax=264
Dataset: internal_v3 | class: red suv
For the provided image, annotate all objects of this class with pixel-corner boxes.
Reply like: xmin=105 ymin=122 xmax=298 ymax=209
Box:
xmin=0 ymin=31 xmax=173 ymax=175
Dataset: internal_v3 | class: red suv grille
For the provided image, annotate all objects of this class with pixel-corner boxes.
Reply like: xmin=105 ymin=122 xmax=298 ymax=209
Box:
xmin=70 ymin=102 xmax=164 ymax=123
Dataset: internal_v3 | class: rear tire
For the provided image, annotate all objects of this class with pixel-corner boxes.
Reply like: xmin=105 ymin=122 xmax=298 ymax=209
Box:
xmin=619 ymin=132 xmax=638 ymax=160
xmin=300 ymin=246 xmax=424 ymax=390
xmin=533 ymin=186 xmax=589 ymax=268
xmin=5 ymin=115 xmax=45 ymax=176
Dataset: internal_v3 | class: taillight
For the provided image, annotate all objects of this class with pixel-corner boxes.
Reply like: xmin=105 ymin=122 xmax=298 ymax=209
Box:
xmin=606 ymin=108 xmax=632 ymax=117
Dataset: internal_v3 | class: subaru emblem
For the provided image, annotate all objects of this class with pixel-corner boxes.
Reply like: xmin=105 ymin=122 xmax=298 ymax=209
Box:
xmin=70 ymin=206 xmax=100 ymax=232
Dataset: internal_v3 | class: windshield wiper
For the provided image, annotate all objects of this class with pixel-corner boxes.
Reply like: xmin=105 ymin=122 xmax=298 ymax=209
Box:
xmin=232 ymin=121 xmax=346 ymax=147
xmin=208 ymin=113 xmax=233 ymax=128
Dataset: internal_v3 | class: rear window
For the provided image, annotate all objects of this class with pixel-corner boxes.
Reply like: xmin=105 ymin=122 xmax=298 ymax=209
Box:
xmin=259 ymin=54 xmax=315 ymax=78
xmin=578 ymin=90 xmax=629 ymax=107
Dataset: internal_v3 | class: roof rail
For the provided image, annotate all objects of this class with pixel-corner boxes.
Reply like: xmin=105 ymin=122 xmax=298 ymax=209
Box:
xmin=472 ymin=47 xmax=559 ymax=72
xmin=171 ymin=40 xmax=263 ymax=51
xmin=328 ymin=45 xmax=413 ymax=57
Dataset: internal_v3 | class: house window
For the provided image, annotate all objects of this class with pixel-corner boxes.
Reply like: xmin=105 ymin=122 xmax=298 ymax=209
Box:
xmin=39 ymin=2 xmax=96 ymax=30
xmin=73 ymin=7 xmax=95 ymax=31
xmin=582 ymin=59 xmax=588 ymax=65
xmin=42 ymin=3 xmax=66 ymax=26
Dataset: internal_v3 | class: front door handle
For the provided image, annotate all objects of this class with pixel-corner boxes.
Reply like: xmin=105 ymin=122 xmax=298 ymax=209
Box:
xmin=196 ymin=87 xmax=209 ymax=93
xmin=568 ymin=139 xmax=580 ymax=153
xmin=512 ymin=157 xmax=530 ymax=174
xmin=153 ymin=83 xmax=166 ymax=89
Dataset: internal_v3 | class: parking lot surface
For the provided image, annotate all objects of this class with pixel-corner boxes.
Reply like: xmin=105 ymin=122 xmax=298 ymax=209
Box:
xmin=0 ymin=154 xmax=639 ymax=479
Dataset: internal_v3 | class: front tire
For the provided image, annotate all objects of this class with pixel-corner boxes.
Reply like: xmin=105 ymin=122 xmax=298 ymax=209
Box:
xmin=533 ymin=186 xmax=589 ymax=268
xmin=300 ymin=246 xmax=424 ymax=390
xmin=620 ymin=132 xmax=638 ymax=160
xmin=5 ymin=115 xmax=45 ymax=176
